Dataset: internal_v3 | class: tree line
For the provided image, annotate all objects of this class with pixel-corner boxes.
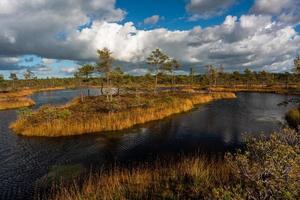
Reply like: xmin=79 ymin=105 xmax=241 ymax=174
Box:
xmin=1 ymin=49 xmax=300 ymax=93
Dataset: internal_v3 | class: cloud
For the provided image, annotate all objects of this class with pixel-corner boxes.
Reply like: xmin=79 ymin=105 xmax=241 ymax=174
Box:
xmin=0 ymin=0 xmax=299 ymax=73
xmin=75 ymin=15 xmax=300 ymax=72
xmin=186 ymin=0 xmax=236 ymax=20
xmin=0 ymin=0 xmax=125 ymax=60
xmin=24 ymin=57 xmax=34 ymax=62
xmin=0 ymin=56 xmax=25 ymax=70
xmin=143 ymin=15 xmax=161 ymax=25
xmin=252 ymin=0 xmax=300 ymax=25
xmin=61 ymin=67 xmax=77 ymax=74
xmin=42 ymin=58 xmax=57 ymax=65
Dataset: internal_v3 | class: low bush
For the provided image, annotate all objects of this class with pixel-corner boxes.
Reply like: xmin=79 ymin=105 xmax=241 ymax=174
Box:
xmin=285 ymin=108 xmax=300 ymax=129
xmin=48 ymin=128 xmax=299 ymax=200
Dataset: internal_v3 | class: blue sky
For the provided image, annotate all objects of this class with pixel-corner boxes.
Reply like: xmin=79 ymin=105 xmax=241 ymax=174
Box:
xmin=0 ymin=0 xmax=299 ymax=78
xmin=118 ymin=0 xmax=255 ymax=30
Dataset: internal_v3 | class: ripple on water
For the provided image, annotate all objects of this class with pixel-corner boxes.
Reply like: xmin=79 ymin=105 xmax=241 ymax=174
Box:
xmin=0 ymin=91 xmax=297 ymax=199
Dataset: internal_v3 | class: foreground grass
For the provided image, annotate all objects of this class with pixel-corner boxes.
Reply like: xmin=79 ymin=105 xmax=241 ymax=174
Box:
xmin=11 ymin=92 xmax=236 ymax=137
xmin=48 ymin=157 xmax=230 ymax=200
xmin=47 ymin=128 xmax=299 ymax=200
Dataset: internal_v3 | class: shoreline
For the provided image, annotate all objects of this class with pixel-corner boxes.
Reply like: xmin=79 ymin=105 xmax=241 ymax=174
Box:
xmin=11 ymin=92 xmax=236 ymax=137
xmin=0 ymin=86 xmax=71 ymax=111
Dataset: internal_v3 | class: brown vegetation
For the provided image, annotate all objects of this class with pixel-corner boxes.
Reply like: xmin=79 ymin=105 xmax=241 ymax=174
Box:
xmin=11 ymin=92 xmax=236 ymax=137
xmin=0 ymin=97 xmax=35 ymax=110
xmin=210 ymin=84 xmax=300 ymax=95
xmin=48 ymin=128 xmax=300 ymax=200
xmin=0 ymin=87 xmax=68 ymax=110
xmin=49 ymin=157 xmax=230 ymax=200
xmin=286 ymin=107 xmax=300 ymax=129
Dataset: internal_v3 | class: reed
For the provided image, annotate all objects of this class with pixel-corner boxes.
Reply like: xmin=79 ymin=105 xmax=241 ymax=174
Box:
xmin=210 ymin=84 xmax=300 ymax=95
xmin=0 ymin=87 xmax=69 ymax=110
xmin=43 ymin=128 xmax=300 ymax=200
xmin=11 ymin=92 xmax=236 ymax=137
xmin=48 ymin=156 xmax=230 ymax=200
xmin=0 ymin=97 xmax=35 ymax=110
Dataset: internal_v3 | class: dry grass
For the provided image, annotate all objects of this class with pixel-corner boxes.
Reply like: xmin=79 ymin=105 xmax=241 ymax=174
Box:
xmin=0 ymin=97 xmax=35 ymax=110
xmin=11 ymin=92 xmax=236 ymax=137
xmin=46 ymin=128 xmax=300 ymax=200
xmin=0 ymin=89 xmax=34 ymax=98
xmin=210 ymin=84 xmax=300 ymax=95
xmin=48 ymin=157 xmax=231 ymax=200
xmin=0 ymin=87 xmax=68 ymax=110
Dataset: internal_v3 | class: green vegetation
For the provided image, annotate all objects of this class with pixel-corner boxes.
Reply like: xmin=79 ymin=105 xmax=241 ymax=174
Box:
xmin=47 ymin=128 xmax=300 ymax=200
xmin=1 ymin=55 xmax=300 ymax=95
xmin=146 ymin=48 xmax=169 ymax=92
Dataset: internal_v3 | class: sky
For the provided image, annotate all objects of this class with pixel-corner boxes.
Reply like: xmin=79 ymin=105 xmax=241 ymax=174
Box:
xmin=0 ymin=0 xmax=300 ymax=78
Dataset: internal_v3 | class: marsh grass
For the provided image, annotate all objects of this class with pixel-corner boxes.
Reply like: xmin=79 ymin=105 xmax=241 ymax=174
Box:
xmin=0 ymin=87 xmax=67 ymax=110
xmin=210 ymin=84 xmax=300 ymax=95
xmin=44 ymin=128 xmax=300 ymax=200
xmin=47 ymin=156 xmax=231 ymax=200
xmin=11 ymin=92 xmax=236 ymax=137
xmin=0 ymin=97 xmax=35 ymax=110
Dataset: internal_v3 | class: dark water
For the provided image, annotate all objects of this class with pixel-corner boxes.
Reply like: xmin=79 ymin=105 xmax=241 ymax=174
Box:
xmin=0 ymin=90 xmax=296 ymax=200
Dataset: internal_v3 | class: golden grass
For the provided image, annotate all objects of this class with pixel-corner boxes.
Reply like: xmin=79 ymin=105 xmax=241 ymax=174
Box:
xmin=48 ymin=157 xmax=230 ymax=200
xmin=0 ymin=87 xmax=68 ymax=110
xmin=36 ymin=86 xmax=69 ymax=92
xmin=210 ymin=84 xmax=300 ymax=95
xmin=0 ymin=89 xmax=34 ymax=98
xmin=11 ymin=92 xmax=236 ymax=137
xmin=0 ymin=97 xmax=35 ymax=110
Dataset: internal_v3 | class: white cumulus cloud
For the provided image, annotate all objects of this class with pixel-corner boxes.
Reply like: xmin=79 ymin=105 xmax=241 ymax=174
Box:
xmin=143 ymin=15 xmax=161 ymax=25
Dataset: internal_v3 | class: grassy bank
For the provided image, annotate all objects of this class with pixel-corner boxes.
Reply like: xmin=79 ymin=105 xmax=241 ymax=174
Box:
xmin=47 ymin=128 xmax=300 ymax=200
xmin=0 ymin=97 xmax=35 ymax=110
xmin=0 ymin=87 xmax=68 ymax=110
xmin=11 ymin=92 xmax=236 ymax=137
xmin=0 ymin=89 xmax=36 ymax=110
xmin=209 ymin=84 xmax=300 ymax=95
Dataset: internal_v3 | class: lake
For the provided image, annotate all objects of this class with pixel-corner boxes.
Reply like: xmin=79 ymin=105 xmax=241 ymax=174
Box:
xmin=0 ymin=89 xmax=295 ymax=199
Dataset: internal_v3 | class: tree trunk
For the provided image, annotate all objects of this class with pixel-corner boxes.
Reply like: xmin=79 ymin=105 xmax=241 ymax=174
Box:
xmin=100 ymin=80 xmax=104 ymax=95
xmin=106 ymin=73 xmax=109 ymax=101
xmin=79 ymin=78 xmax=84 ymax=102
xmin=172 ymin=71 xmax=175 ymax=92
xmin=154 ymin=65 xmax=158 ymax=93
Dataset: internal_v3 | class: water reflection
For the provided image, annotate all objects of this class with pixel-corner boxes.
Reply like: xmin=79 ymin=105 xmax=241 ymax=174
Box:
xmin=0 ymin=91 xmax=295 ymax=199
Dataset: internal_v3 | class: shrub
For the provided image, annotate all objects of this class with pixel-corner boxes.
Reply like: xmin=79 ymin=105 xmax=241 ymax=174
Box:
xmin=286 ymin=107 xmax=300 ymax=129
xmin=213 ymin=128 xmax=300 ymax=200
